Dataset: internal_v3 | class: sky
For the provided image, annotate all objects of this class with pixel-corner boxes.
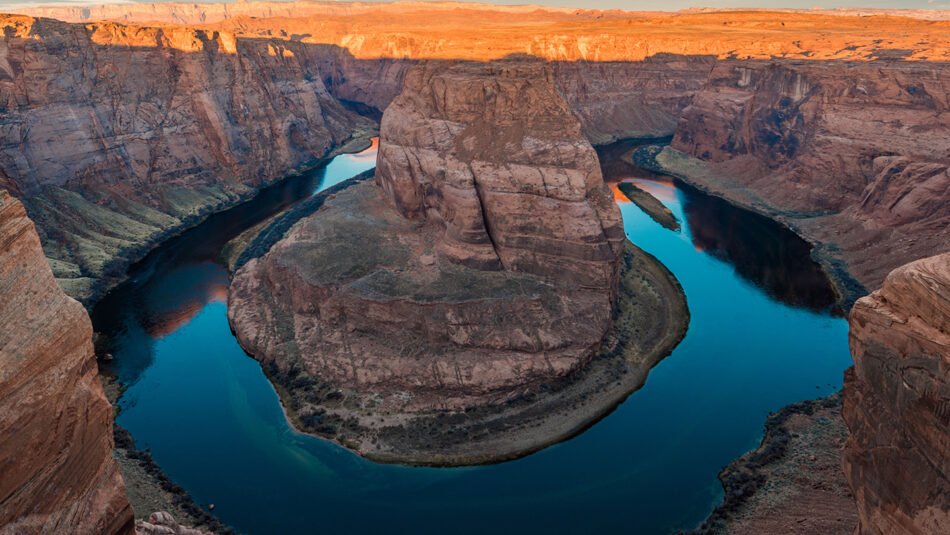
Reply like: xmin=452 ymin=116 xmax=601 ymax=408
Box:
xmin=0 ymin=0 xmax=947 ymax=13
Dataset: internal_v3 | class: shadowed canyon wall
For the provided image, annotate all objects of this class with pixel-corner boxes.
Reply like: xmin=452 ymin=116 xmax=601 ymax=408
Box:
xmin=670 ymin=60 xmax=950 ymax=290
xmin=843 ymin=252 xmax=950 ymax=534
xmin=3 ymin=9 xmax=950 ymax=306
xmin=0 ymin=15 xmax=375 ymax=304
xmin=0 ymin=191 xmax=134 ymax=535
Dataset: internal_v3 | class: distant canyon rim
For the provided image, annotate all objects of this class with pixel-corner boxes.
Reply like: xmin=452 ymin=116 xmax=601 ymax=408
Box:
xmin=0 ymin=2 xmax=948 ymax=534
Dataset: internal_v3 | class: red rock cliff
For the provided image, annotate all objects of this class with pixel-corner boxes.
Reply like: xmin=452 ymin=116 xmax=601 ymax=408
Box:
xmin=0 ymin=191 xmax=134 ymax=534
xmin=670 ymin=61 xmax=950 ymax=290
xmin=843 ymin=252 xmax=950 ymax=534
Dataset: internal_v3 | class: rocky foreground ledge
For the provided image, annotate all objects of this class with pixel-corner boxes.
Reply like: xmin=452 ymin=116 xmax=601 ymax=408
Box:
xmin=843 ymin=252 xmax=950 ymax=534
xmin=228 ymin=59 xmax=689 ymax=465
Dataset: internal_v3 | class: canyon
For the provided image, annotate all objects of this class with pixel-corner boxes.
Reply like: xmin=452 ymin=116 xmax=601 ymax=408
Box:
xmin=0 ymin=191 xmax=133 ymax=534
xmin=0 ymin=2 xmax=949 ymax=533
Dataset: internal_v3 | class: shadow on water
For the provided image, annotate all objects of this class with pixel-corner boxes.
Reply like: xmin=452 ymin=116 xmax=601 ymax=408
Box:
xmin=598 ymin=139 xmax=838 ymax=314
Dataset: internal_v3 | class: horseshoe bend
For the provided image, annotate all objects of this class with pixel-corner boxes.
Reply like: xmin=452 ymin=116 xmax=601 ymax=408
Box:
xmin=0 ymin=2 xmax=948 ymax=534
xmin=227 ymin=59 xmax=689 ymax=464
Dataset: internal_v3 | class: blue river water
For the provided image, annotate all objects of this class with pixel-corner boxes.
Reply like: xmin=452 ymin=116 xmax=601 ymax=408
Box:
xmin=92 ymin=140 xmax=853 ymax=534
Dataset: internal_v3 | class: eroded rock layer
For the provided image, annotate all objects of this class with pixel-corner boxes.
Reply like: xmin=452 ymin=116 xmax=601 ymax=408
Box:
xmin=375 ymin=60 xmax=625 ymax=291
xmin=843 ymin=252 xmax=950 ymax=534
xmin=0 ymin=191 xmax=134 ymax=535
xmin=229 ymin=178 xmax=616 ymax=411
xmin=5 ymin=8 xmax=950 ymax=305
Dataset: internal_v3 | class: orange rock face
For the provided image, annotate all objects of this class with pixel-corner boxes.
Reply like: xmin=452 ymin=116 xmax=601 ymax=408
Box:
xmin=843 ymin=252 xmax=950 ymax=534
xmin=0 ymin=191 xmax=133 ymax=535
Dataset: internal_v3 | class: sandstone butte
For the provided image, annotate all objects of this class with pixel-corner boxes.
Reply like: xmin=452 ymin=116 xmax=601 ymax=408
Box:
xmin=0 ymin=0 xmax=947 ymax=531
xmin=0 ymin=191 xmax=134 ymax=534
xmin=228 ymin=58 xmax=688 ymax=464
xmin=844 ymin=252 xmax=950 ymax=535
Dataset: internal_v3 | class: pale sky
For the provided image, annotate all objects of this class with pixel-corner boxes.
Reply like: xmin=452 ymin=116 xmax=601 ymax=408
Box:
xmin=1 ymin=0 xmax=947 ymax=13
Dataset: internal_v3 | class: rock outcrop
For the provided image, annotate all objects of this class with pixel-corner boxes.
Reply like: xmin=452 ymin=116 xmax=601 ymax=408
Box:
xmin=0 ymin=191 xmax=134 ymax=534
xmin=843 ymin=252 xmax=950 ymax=534
xmin=668 ymin=61 xmax=950 ymax=291
xmin=135 ymin=512 xmax=212 ymax=535
xmin=231 ymin=59 xmax=624 ymax=410
xmin=375 ymin=60 xmax=625 ymax=290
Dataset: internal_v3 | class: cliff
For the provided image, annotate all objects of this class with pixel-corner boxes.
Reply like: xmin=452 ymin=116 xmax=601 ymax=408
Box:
xmin=668 ymin=60 xmax=950 ymax=292
xmin=0 ymin=191 xmax=134 ymax=534
xmin=375 ymin=60 xmax=625 ymax=289
xmin=843 ymin=252 xmax=950 ymax=534
xmin=0 ymin=14 xmax=374 ymax=304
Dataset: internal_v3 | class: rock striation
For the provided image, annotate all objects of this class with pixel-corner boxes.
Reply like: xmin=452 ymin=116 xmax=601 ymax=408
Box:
xmin=375 ymin=60 xmax=625 ymax=290
xmin=843 ymin=252 xmax=950 ymax=534
xmin=0 ymin=191 xmax=134 ymax=534
xmin=4 ymin=8 xmax=950 ymax=307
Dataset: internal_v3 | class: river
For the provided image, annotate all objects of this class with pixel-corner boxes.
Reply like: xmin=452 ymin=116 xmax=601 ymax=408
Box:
xmin=91 ymin=139 xmax=852 ymax=534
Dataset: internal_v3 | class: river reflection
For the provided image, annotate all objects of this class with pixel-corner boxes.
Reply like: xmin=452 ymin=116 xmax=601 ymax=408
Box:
xmin=599 ymin=140 xmax=838 ymax=314
xmin=91 ymin=137 xmax=852 ymax=535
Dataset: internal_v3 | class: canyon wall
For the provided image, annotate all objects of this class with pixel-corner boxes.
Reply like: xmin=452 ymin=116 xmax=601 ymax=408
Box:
xmin=0 ymin=15 xmax=373 ymax=304
xmin=0 ymin=191 xmax=134 ymax=534
xmin=669 ymin=60 xmax=950 ymax=291
xmin=843 ymin=252 xmax=950 ymax=534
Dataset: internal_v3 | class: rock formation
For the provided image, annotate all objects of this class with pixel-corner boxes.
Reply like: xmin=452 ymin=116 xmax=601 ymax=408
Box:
xmin=228 ymin=59 xmax=688 ymax=464
xmin=135 ymin=512 xmax=212 ymax=535
xmin=375 ymin=60 xmax=625 ymax=289
xmin=4 ymin=8 xmax=950 ymax=307
xmin=231 ymin=59 xmax=624 ymax=410
xmin=0 ymin=191 xmax=134 ymax=534
xmin=843 ymin=252 xmax=950 ymax=534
